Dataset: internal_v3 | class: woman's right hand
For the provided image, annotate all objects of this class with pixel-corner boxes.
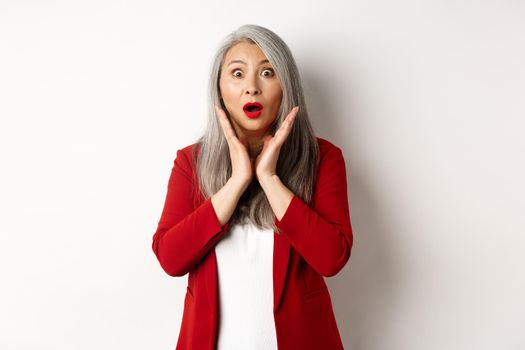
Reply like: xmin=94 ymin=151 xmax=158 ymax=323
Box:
xmin=215 ymin=105 xmax=253 ymax=188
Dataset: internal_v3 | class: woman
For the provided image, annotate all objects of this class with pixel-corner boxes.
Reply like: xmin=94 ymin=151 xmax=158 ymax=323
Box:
xmin=152 ymin=24 xmax=353 ymax=350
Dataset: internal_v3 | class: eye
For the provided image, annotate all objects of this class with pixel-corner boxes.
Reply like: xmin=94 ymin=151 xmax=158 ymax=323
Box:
xmin=232 ymin=69 xmax=243 ymax=78
xmin=262 ymin=68 xmax=275 ymax=77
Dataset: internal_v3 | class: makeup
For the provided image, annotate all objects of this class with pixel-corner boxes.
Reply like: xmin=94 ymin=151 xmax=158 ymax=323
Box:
xmin=243 ymin=102 xmax=264 ymax=119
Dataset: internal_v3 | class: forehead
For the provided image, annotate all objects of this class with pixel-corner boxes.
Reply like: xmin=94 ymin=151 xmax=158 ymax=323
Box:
xmin=223 ymin=41 xmax=269 ymax=66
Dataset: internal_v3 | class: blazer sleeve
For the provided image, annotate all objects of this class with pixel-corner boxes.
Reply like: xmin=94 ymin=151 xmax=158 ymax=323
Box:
xmin=151 ymin=149 xmax=230 ymax=277
xmin=275 ymin=146 xmax=353 ymax=277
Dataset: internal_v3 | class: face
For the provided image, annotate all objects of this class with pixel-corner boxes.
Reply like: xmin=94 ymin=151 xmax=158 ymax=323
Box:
xmin=219 ymin=41 xmax=283 ymax=140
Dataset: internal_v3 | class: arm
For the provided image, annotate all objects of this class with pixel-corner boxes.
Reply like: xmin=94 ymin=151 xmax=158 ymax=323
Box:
xmin=151 ymin=148 xmax=246 ymax=277
xmin=260 ymin=147 xmax=353 ymax=277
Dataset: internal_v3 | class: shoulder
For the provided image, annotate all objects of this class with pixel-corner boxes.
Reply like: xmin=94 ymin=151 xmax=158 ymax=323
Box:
xmin=171 ymin=142 xmax=201 ymax=174
xmin=316 ymin=136 xmax=343 ymax=158
xmin=315 ymin=136 xmax=346 ymax=176
xmin=178 ymin=142 xmax=200 ymax=157
xmin=317 ymin=137 xmax=346 ymax=182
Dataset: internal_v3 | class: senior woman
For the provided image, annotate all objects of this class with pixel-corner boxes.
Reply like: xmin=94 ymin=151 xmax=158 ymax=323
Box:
xmin=152 ymin=24 xmax=353 ymax=350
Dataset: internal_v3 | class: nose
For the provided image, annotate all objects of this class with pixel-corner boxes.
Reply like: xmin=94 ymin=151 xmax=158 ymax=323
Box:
xmin=244 ymin=74 xmax=260 ymax=96
xmin=245 ymin=87 xmax=260 ymax=95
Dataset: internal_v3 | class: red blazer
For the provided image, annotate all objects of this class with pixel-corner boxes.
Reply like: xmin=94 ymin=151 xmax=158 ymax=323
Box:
xmin=152 ymin=136 xmax=353 ymax=349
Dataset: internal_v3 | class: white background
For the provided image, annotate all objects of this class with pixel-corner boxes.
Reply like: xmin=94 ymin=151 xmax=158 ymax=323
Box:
xmin=1 ymin=1 xmax=524 ymax=349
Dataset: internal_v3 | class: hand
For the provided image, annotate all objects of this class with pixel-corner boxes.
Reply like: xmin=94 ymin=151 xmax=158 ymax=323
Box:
xmin=255 ymin=106 xmax=299 ymax=180
xmin=215 ymin=105 xmax=254 ymax=187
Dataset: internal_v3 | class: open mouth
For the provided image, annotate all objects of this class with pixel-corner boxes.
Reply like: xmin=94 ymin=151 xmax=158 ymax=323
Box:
xmin=245 ymin=105 xmax=261 ymax=112
xmin=243 ymin=102 xmax=264 ymax=118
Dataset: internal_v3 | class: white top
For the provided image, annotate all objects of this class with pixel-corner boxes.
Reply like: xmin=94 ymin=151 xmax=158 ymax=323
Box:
xmin=214 ymin=222 xmax=278 ymax=350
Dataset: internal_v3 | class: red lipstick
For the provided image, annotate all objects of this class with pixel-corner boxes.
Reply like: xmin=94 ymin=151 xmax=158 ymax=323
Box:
xmin=243 ymin=102 xmax=264 ymax=119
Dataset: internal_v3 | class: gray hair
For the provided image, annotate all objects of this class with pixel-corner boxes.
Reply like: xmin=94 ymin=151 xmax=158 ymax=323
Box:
xmin=192 ymin=24 xmax=319 ymax=234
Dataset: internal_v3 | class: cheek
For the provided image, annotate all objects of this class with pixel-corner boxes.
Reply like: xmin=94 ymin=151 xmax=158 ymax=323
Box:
xmin=270 ymin=89 xmax=283 ymax=109
xmin=221 ymin=86 xmax=242 ymax=107
xmin=219 ymin=76 xmax=234 ymax=94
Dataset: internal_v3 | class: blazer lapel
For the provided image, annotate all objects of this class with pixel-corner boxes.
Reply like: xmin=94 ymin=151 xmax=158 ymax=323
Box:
xmin=273 ymin=228 xmax=291 ymax=313
xmin=204 ymin=248 xmax=219 ymax=317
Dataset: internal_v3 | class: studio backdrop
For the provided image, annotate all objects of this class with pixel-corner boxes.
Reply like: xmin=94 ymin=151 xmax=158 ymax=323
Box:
xmin=0 ymin=1 xmax=524 ymax=349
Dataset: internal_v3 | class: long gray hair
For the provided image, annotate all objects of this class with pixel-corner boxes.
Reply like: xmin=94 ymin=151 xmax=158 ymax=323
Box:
xmin=192 ymin=24 xmax=319 ymax=234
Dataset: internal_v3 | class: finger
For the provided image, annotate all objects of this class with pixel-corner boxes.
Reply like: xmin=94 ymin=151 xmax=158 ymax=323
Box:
xmin=287 ymin=106 xmax=299 ymax=123
xmin=280 ymin=106 xmax=299 ymax=130
xmin=273 ymin=106 xmax=299 ymax=145
xmin=215 ymin=105 xmax=238 ymax=141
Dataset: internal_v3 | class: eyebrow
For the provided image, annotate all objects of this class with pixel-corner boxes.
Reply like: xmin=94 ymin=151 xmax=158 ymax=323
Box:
xmin=227 ymin=59 xmax=270 ymax=67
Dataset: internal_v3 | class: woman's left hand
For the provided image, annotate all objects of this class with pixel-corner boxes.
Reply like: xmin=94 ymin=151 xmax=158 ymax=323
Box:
xmin=255 ymin=106 xmax=299 ymax=180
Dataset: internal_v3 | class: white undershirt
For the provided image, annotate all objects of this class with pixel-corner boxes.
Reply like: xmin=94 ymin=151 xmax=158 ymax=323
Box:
xmin=214 ymin=222 xmax=278 ymax=350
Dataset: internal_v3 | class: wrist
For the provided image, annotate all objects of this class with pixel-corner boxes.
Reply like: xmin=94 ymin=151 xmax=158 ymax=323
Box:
xmin=257 ymin=173 xmax=279 ymax=187
xmin=228 ymin=176 xmax=251 ymax=191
